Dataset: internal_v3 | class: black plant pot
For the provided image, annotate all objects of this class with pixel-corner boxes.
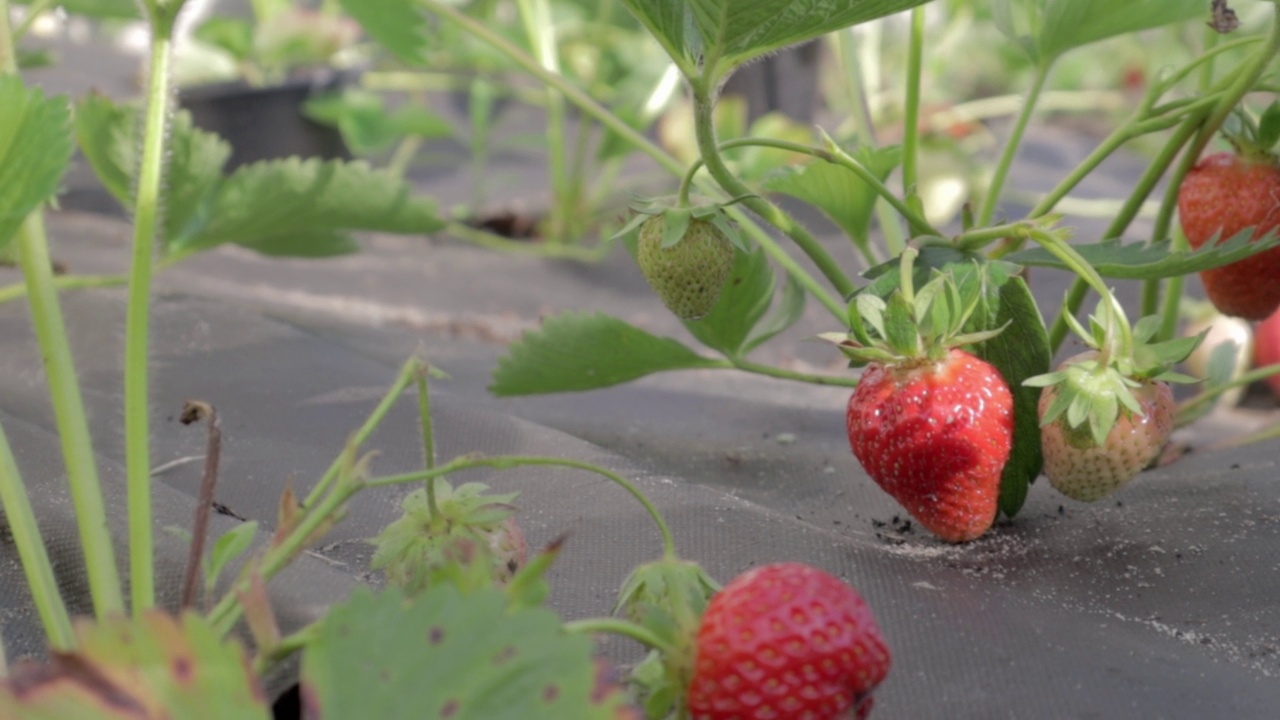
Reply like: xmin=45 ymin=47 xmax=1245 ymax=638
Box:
xmin=179 ymin=73 xmax=354 ymax=170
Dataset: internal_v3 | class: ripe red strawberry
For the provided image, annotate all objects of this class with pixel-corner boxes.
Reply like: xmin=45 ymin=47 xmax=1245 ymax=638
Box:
xmin=1254 ymin=306 xmax=1280 ymax=396
xmin=1177 ymin=151 xmax=1280 ymax=320
xmin=687 ymin=563 xmax=890 ymax=720
xmin=1038 ymin=354 xmax=1176 ymax=501
xmin=637 ymin=214 xmax=736 ymax=321
xmin=847 ymin=349 xmax=1014 ymax=542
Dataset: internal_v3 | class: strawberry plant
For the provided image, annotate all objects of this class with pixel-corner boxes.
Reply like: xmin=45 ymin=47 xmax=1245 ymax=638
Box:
xmin=8 ymin=0 xmax=1280 ymax=719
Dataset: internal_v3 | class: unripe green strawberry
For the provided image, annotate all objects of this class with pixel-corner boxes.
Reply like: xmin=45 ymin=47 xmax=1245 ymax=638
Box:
xmin=637 ymin=215 xmax=735 ymax=321
xmin=370 ymin=481 xmax=528 ymax=594
xmin=1036 ymin=352 xmax=1176 ymax=502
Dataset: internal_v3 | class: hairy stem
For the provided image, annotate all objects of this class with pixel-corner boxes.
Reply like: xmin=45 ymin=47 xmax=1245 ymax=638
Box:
xmin=0 ymin=421 xmax=76 ymax=650
xmin=978 ymin=62 xmax=1051 ymax=227
xmin=691 ymin=84 xmax=855 ymax=300
xmin=124 ymin=4 xmax=183 ymax=613
xmin=563 ymin=617 xmax=674 ymax=654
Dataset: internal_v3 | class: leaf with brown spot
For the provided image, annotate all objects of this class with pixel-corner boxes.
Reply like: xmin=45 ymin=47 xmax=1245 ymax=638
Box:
xmin=0 ymin=611 xmax=270 ymax=719
xmin=300 ymin=586 xmax=638 ymax=719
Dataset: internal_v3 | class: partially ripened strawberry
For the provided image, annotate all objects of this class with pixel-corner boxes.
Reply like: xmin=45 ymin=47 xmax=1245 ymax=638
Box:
xmin=824 ymin=254 xmax=1014 ymax=542
xmin=636 ymin=214 xmax=735 ymax=321
xmin=1026 ymin=304 xmax=1202 ymax=502
xmin=1178 ymin=151 xmax=1280 ymax=320
xmin=687 ymin=563 xmax=890 ymax=720
xmin=370 ymin=480 xmax=528 ymax=594
xmin=1037 ymin=352 xmax=1176 ymax=501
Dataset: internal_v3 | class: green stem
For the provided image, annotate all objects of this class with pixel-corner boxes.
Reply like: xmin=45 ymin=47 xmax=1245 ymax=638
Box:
xmin=0 ymin=421 xmax=76 ymax=650
xmin=1177 ymin=366 xmax=1280 ymax=423
xmin=368 ymin=456 xmax=678 ymax=559
xmin=1185 ymin=9 xmax=1280 ymax=164
xmin=902 ymin=7 xmax=925 ymax=202
xmin=252 ymin=621 xmax=321 ymax=676
xmin=691 ymin=85 xmax=856 ymax=301
xmin=837 ymin=27 xmax=903 ymax=257
xmin=416 ymin=0 xmax=682 ymax=177
xmin=212 ymin=453 xmax=677 ymax=634
xmin=563 ymin=617 xmax=674 ymax=654
xmin=385 ymin=135 xmax=423 ymax=180
xmin=12 ymin=0 xmax=57 ymax=41
xmin=0 ymin=273 xmax=129 ymax=305
xmin=15 ymin=215 xmax=125 ymax=617
xmin=1047 ymin=277 xmax=1090 ymax=354
xmin=515 ymin=0 xmax=570 ymax=242
xmin=1025 ymin=227 xmax=1132 ymax=359
xmin=301 ymin=356 xmax=422 ymax=509
xmin=416 ymin=0 xmax=847 ymax=322
xmin=1 ymin=0 xmax=124 ymax=619
xmin=445 ymin=221 xmax=609 ymax=261
xmin=728 ymin=358 xmax=860 ymax=388
xmin=679 ymin=137 xmax=936 ymax=239
xmin=415 ymin=369 xmax=439 ymax=517
xmin=124 ymin=6 xmax=182 ymax=613
xmin=978 ymin=61 xmax=1052 ymax=227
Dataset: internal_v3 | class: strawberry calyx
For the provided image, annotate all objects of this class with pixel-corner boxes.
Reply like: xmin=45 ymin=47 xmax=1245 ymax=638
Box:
xmin=819 ymin=247 xmax=1006 ymax=367
xmin=614 ymin=557 xmax=720 ymax=719
xmin=1025 ymin=305 xmax=1204 ymax=447
xmin=1219 ymin=101 xmax=1280 ymax=163
xmin=611 ymin=196 xmax=750 ymax=254
xmin=370 ymin=479 xmax=526 ymax=593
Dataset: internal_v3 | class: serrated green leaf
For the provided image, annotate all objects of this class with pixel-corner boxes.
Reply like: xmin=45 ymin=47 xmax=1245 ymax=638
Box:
xmin=0 ymin=612 xmax=270 ymax=719
xmin=1258 ymin=101 xmax=1280 ymax=151
xmin=194 ymin=17 xmax=255 ymax=61
xmin=205 ymin=521 xmax=259 ymax=592
xmin=742 ymin=271 xmax=807 ymax=355
xmin=682 ymin=247 xmax=774 ymax=357
xmin=688 ymin=0 xmax=934 ymax=71
xmin=994 ymin=0 xmax=1204 ymax=63
xmin=72 ymin=93 xmax=136 ymax=206
xmin=301 ymin=586 xmax=637 ymax=720
xmin=964 ymin=273 xmax=1049 ymax=518
xmin=763 ymin=146 xmax=901 ymax=253
xmin=337 ymin=0 xmax=432 ymax=65
xmin=1004 ymin=229 xmax=1280 ymax=279
xmin=0 ymin=77 xmax=73 ymax=250
xmin=305 ymin=91 xmax=453 ymax=155
xmin=616 ymin=0 xmax=697 ymax=72
xmin=1038 ymin=0 xmax=1205 ymax=63
xmin=490 ymin=312 xmax=721 ymax=395
xmin=176 ymin=157 xmax=446 ymax=255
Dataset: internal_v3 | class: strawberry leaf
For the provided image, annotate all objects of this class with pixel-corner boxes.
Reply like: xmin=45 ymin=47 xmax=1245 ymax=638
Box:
xmin=959 ymin=270 xmax=1050 ymax=517
xmin=742 ymin=271 xmax=807 ymax=355
xmin=1003 ymin=229 xmax=1280 ymax=279
xmin=301 ymin=586 xmax=638 ymax=720
xmin=0 ymin=612 xmax=270 ymax=719
xmin=336 ymin=0 xmax=432 ymax=66
xmin=762 ymin=145 xmax=901 ymax=254
xmin=682 ymin=247 xmax=774 ymax=357
xmin=0 ymin=77 xmax=73 ymax=251
xmin=205 ymin=521 xmax=259 ymax=594
xmin=73 ymin=94 xmax=444 ymax=259
xmin=490 ymin=312 xmax=722 ymax=395
xmin=994 ymin=0 xmax=1205 ymax=64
